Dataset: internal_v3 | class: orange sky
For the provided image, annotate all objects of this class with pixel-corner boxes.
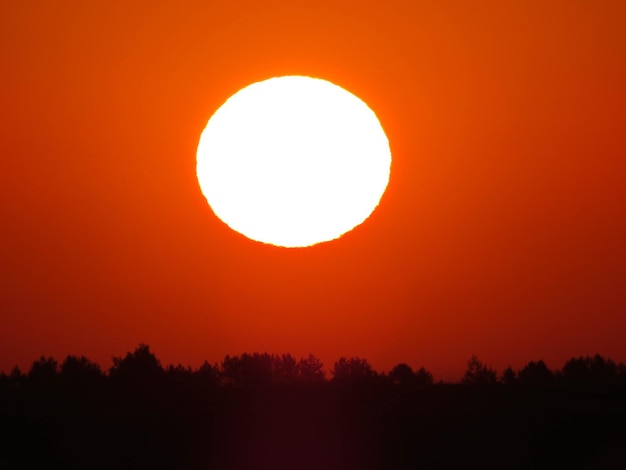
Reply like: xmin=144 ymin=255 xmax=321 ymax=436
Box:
xmin=1 ymin=1 xmax=625 ymax=381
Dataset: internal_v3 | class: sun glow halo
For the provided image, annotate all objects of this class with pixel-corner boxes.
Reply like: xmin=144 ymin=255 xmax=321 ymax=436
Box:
xmin=196 ymin=76 xmax=391 ymax=247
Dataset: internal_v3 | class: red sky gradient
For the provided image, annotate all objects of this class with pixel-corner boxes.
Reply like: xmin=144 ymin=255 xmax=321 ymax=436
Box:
xmin=1 ymin=1 xmax=625 ymax=381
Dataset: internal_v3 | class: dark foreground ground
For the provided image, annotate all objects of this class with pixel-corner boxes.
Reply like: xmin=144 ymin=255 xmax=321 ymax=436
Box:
xmin=1 ymin=383 xmax=625 ymax=469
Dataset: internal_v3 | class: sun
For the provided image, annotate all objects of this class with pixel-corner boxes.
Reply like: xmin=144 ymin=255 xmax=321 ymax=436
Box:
xmin=196 ymin=75 xmax=391 ymax=248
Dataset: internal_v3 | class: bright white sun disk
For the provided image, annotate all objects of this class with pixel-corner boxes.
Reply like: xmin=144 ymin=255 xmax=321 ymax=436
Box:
xmin=196 ymin=76 xmax=391 ymax=247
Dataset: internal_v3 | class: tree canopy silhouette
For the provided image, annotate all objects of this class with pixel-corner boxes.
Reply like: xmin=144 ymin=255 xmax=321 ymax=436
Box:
xmin=2 ymin=345 xmax=626 ymax=469
xmin=332 ymin=356 xmax=376 ymax=383
xmin=27 ymin=356 xmax=58 ymax=389
xmin=389 ymin=363 xmax=414 ymax=386
xmin=500 ymin=366 xmax=517 ymax=385
xmin=561 ymin=354 xmax=619 ymax=386
xmin=4 ymin=345 xmax=626 ymax=394
xmin=517 ymin=360 xmax=554 ymax=387
xmin=462 ymin=355 xmax=497 ymax=385
xmin=109 ymin=343 xmax=163 ymax=388
xmin=388 ymin=363 xmax=433 ymax=387
xmin=297 ymin=353 xmax=325 ymax=384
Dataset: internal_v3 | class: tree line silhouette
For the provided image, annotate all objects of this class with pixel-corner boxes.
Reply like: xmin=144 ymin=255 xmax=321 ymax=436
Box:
xmin=3 ymin=344 xmax=626 ymax=392
xmin=1 ymin=345 xmax=625 ymax=469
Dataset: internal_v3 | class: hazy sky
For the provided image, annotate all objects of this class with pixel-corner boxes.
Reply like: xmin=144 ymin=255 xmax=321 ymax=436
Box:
xmin=1 ymin=1 xmax=625 ymax=381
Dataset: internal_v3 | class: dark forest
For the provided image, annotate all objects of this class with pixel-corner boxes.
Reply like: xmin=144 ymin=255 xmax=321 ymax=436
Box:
xmin=1 ymin=345 xmax=625 ymax=469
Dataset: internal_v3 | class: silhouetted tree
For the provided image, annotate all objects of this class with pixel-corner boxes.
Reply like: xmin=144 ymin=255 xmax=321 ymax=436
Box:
xmin=28 ymin=356 xmax=58 ymax=387
xmin=109 ymin=343 xmax=163 ymax=387
xmin=166 ymin=364 xmax=194 ymax=389
xmin=297 ymin=354 xmax=325 ymax=384
xmin=589 ymin=354 xmax=618 ymax=385
xmin=389 ymin=364 xmax=433 ymax=387
xmin=618 ymin=362 xmax=626 ymax=383
xmin=389 ymin=363 xmax=414 ymax=386
xmin=3 ymin=366 xmax=24 ymax=394
xmin=501 ymin=366 xmax=517 ymax=385
xmin=332 ymin=357 xmax=376 ymax=382
xmin=561 ymin=354 xmax=618 ymax=386
xmin=10 ymin=365 xmax=24 ymax=381
xmin=196 ymin=360 xmax=219 ymax=389
xmin=59 ymin=355 xmax=104 ymax=393
xmin=5 ymin=348 xmax=626 ymax=469
xmin=415 ymin=366 xmax=434 ymax=386
xmin=167 ymin=363 xmax=193 ymax=377
xmin=517 ymin=360 xmax=554 ymax=387
xmin=272 ymin=353 xmax=299 ymax=385
xmin=462 ymin=356 xmax=497 ymax=385
xmin=221 ymin=353 xmax=273 ymax=388
xmin=0 ymin=371 xmax=7 ymax=394
xmin=60 ymin=355 xmax=103 ymax=380
xmin=0 ymin=369 xmax=23 ymax=396
xmin=561 ymin=357 xmax=589 ymax=384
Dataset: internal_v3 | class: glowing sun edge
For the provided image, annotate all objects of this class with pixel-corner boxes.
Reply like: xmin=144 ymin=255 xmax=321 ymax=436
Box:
xmin=196 ymin=76 xmax=391 ymax=248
